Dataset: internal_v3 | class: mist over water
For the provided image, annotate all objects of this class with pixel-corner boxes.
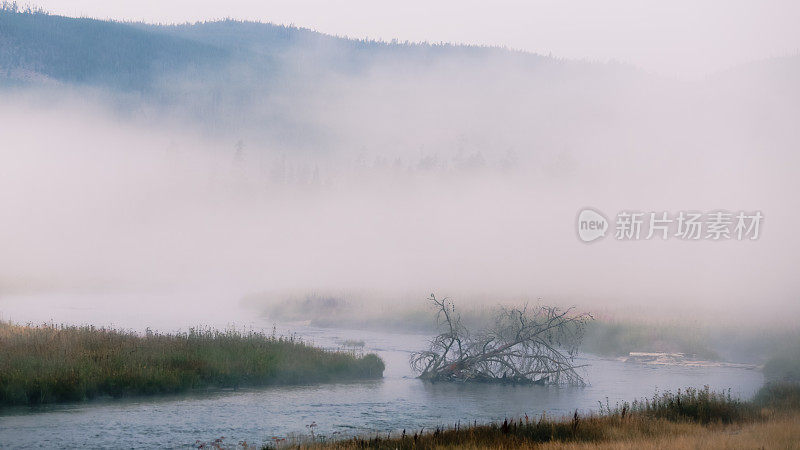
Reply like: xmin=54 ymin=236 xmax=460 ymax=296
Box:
xmin=1 ymin=46 xmax=799 ymax=326
xmin=1 ymin=6 xmax=799 ymax=449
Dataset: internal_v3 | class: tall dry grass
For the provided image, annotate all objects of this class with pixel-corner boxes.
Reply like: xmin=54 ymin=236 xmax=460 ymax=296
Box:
xmin=0 ymin=321 xmax=384 ymax=406
xmin=287 ymin=384 xmax=799 ymax=450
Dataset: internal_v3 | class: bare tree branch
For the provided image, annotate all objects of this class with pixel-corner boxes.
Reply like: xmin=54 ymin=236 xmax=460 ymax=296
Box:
xmin=410 ymin=294 xmax=593 ymax=386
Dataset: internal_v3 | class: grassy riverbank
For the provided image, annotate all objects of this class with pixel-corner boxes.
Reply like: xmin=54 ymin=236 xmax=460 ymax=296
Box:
xmin=0 ymin=321 xmax=384 ymax=406
xmin=279 ymin=383 xmax=800 ymax=449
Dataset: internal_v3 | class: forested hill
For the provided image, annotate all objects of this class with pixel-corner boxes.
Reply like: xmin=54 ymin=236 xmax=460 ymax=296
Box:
xmin=0 ymin=7 xmax=547 ymax=93
xmin=0 ymin=9 xmax=230 ymax=90
xmin=3 ymin=6 xmax=795 ymax=154
xmin=0 ymin=7 xmax=580 ymax=145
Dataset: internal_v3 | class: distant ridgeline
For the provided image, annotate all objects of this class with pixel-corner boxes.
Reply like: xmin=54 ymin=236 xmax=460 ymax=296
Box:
xmin=0 ymin=8 xmax=536 ymax=95
xmin=0 ymin=9 xmax=227 ymax=90
xmin=0 ymin=7 xmax=557 ymax=142
xmin=3 ymin=7 xmax=796 ymax=149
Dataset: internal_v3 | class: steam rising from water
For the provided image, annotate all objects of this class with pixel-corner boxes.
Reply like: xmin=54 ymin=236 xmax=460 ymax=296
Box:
xmin=0 ymin=51 xmax=798 ymax=325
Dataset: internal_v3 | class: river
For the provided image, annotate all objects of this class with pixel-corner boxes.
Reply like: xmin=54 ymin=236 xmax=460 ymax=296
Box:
xmin=0 ymin=292 xmax=764 ymax=448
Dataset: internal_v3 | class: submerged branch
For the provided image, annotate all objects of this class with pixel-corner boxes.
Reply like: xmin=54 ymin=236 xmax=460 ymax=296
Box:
xmin=410 ymin=294 xmax=592 ymax=386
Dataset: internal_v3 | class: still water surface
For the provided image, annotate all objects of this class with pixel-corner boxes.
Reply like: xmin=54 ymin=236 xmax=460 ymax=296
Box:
xmin=0 ymin=293 xmax=764 ymax=448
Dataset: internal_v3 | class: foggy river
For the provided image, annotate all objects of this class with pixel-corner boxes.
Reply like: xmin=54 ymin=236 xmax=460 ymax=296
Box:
xmin=1 ymin=2 xmax=797 ymax=447
xmin=0 ymin=292 xmax=764 ymax=448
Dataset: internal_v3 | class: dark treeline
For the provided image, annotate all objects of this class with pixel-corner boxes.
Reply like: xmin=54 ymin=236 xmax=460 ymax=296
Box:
xmin=2 ymin=5 xmax=796 ymax=165
xmin=0 ymin=6 xmax=612 ymax=147
xmin=0 ymin=5 xmax=228 ymax=90
xmin=0 ymin=6 xmax=552 ymax=94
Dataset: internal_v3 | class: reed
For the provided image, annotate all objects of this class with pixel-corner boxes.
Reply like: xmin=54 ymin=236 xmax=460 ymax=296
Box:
xmin=0 ymin=321 xmax=384 ymax=406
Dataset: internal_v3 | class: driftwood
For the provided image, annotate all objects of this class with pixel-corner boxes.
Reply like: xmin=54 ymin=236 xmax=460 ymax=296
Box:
xmin=410 ymin=294 xmax=592 ymax=386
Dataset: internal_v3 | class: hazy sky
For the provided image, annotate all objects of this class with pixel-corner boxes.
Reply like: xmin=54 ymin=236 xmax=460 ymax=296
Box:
xmin=31 ymin=0 xmax=800 ymax=79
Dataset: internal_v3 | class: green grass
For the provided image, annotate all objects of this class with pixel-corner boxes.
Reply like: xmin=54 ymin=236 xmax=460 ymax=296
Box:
xmin=763 ymin=338 xmax=800 ymax=383
xmin=603 ymin=386 xmax=753 ymax=424
xmin=0 ymin=321 xmax=384 ymax=406
xmin=752 ymin=381 xmax=800 ymax=410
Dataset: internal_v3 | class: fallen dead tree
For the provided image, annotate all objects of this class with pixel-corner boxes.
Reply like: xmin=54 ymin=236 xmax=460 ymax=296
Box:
xmin=410 ymin=294 xmax=592 ymax=385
